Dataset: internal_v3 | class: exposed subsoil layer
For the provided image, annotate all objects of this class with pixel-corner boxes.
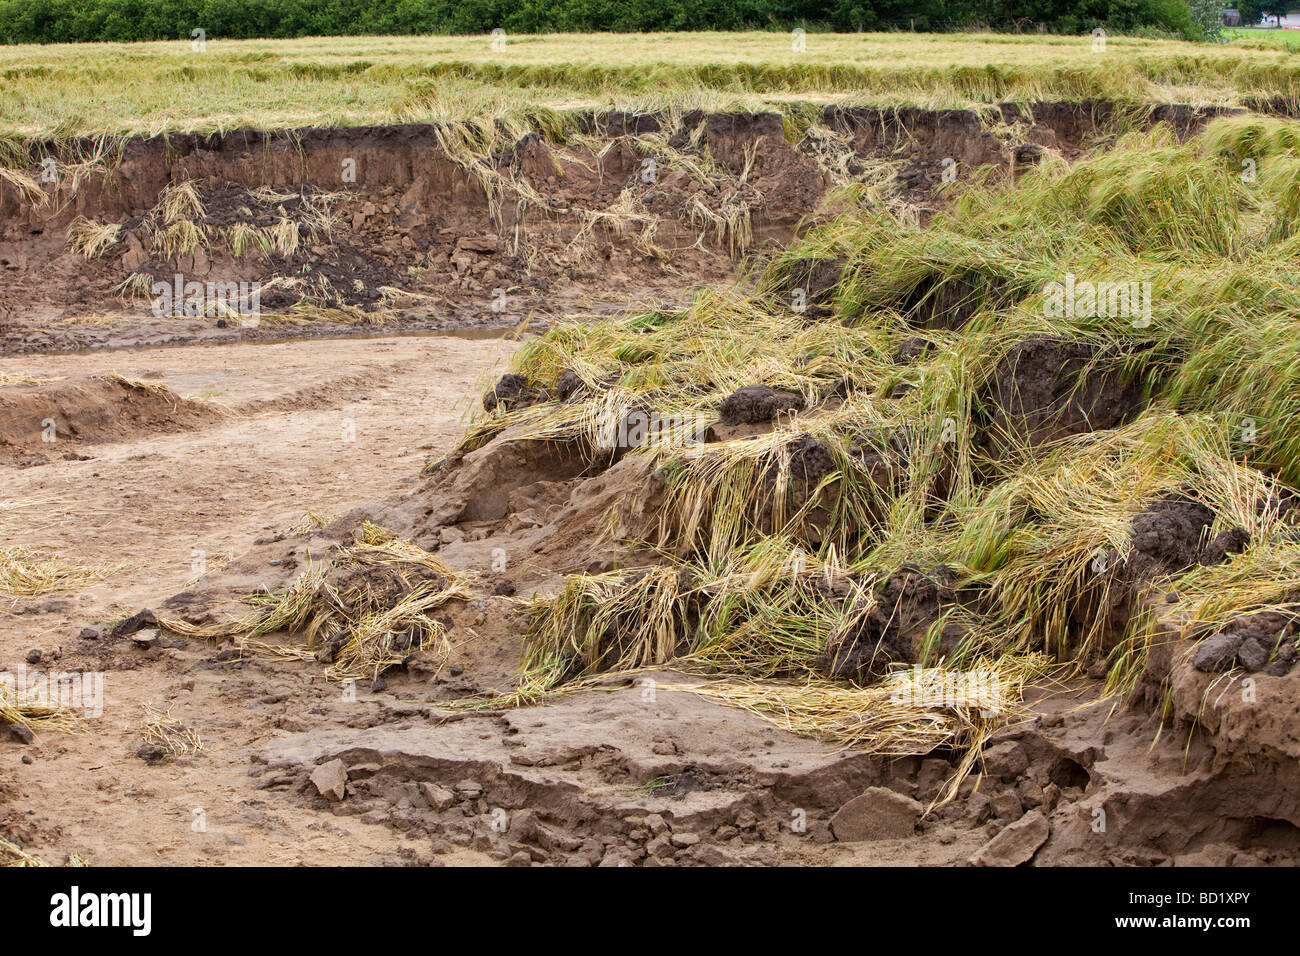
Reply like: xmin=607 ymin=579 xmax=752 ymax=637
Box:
xmin=1 ymin=101 xmax=1236 ymax=354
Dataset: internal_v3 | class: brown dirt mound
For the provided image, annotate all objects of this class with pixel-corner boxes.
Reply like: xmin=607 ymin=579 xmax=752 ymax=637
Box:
xmin=0 ymin=375 xmax=220 ymax=463
xmin=717 ymin=384 xmax=805 ymax=425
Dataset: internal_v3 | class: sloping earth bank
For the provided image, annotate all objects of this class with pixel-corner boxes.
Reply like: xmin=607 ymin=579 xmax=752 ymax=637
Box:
xmin=3 ymin=330 xmax=1291 ymax=867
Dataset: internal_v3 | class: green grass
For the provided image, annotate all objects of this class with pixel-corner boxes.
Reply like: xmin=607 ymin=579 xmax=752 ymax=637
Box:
xmin=3 ymin=31 xmax=1300 ymax=139
xmin=1224 ymin=26 xmax=1300 ymax=50
xmin=456 ymin=113 xmax=1300 ymax=708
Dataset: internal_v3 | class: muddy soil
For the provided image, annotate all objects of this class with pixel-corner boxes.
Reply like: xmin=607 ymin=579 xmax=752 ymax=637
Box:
xmin=2 ymin=328 xmax=1293 ymax=867
xmin=0 ymin=334 xmax=520 ymax=863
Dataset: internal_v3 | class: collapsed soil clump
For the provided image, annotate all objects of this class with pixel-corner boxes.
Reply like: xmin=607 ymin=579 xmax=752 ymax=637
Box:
xmin=982 ymin=335 xmax=1150 ymax=448
xmin=821 ymin=564 xmax=967 ymax=683
xmin=483 ymin=374 xmax=547 ymax=412
xmin=1192 ymin=609 xmax=1298 ymax=675
xmin=718 ymin=385 xmax=805 ymax=425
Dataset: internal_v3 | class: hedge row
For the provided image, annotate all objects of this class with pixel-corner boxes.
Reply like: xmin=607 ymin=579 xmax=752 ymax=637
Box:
xmin=0 ymin=0 xmax=1205 ymax=43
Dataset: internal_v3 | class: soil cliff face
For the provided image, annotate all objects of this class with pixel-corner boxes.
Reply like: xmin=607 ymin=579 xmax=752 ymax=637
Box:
xmin=0 ymin=102 xmax=1230 ymax=353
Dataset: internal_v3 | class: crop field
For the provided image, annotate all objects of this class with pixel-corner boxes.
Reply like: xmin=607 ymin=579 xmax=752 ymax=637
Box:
xmin=4 ymin=31 xmax=1300 ymax=137
xmin=1 ymin=29 xmax=1299 ymax=873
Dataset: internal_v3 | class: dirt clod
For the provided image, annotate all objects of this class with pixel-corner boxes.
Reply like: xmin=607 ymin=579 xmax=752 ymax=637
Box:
xmin=970 ymin=809 xmax=1050 ymax=866
xmin=7 ymin=723 xmax=35 ymax=745
xmin=822 ymin=564 xmax=962 ymax=682
xmin=310 ymin=759 xmax=349 ymax=802
xmin=483 ymin=374 xmax=546 ymax=413
xmin=717 ymin=385 xmax=804 ymax=425
xmin=1130 ymin=493 xmax=1215 ymax=572
xmin=830 ymin=787 xmax=922 ymax=842
xmin=110 ymin=608 xmax=158 ymax=639
xmin=1193 ymin=609 xmax=1297 ymax=674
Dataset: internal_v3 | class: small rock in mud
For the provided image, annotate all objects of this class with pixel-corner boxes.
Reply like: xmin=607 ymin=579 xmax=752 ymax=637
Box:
xmin=482 ymin=374 xmax=546 ymax=413
xmin=7 ymin=722 xmax=35 ymax=745
xmin=310 ymin=759 xmax=349 ymax=802
xmin=1193 ymin=608 xmax=1298 ymax=673
xmin=111 ymin=608 xmax=158 ymax=639
xmin=830 ymin=787 xmax=922 ymax=841
xmin=991 ymin=791 xmax=1025 ymax=820
xmin=77 ymin=626 xmax=102 ymax=641
xmin=1236 ymin=636 xmax=1272 ymax=672
xmin=23 ymin=649 xmax=41 ymax=664
xmin=420 ymin=783 xmax=456 ymax=811
xmin=718 ymin=384 xmax=805 ymax=425
xmin=983 ymin=741 xmax=1029 ymax=781
xmin=1190 ymin=608 xmax=1294 ymax=676
xmin=455 ymin=779 xmax=483 ymax=800
xmin=970 ymin=809 xmax=1050 ymax=866
xmin=491 ymin=579 xmax=517 ymax=597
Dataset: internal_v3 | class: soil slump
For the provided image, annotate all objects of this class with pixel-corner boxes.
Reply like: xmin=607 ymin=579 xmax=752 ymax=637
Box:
xmin=982 ymin=336 xmax=1148 ymax=449
xmin=718 ymin=385 xmax=805 ymax=425
xmin=821 ymin=564 xmax=965 ymax=682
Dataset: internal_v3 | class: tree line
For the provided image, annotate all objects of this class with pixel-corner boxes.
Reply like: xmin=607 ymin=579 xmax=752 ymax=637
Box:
xmin=0 ymin=0 xmax=1215 ymax=44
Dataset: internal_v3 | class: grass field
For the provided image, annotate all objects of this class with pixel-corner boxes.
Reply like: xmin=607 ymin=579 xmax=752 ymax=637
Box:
xmin=4 ymin=31 xmax=1300 ymax=138
xmin=1225 ymin=27 xmax=1300 ymax=49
